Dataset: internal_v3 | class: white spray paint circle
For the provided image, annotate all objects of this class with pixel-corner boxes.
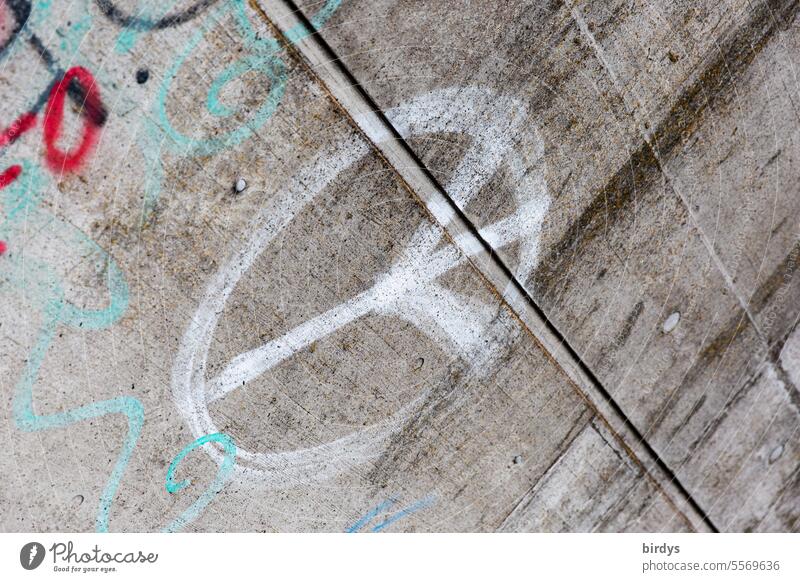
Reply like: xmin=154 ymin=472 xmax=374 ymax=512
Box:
xmin=172 ymin=86 xmax=550 ymax=487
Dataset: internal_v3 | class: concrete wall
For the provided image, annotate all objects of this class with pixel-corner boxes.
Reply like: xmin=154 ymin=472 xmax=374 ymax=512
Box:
xmin=0 ymin=0 xmax=796 ymax=532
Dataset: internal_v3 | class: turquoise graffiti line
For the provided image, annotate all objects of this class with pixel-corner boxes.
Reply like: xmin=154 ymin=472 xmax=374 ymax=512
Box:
xmin=1 ymin=163 xmax=235 ymax=531
xmin=57 ymin=9 xmax=93 ymax=55
xmin=346 ymin=495 xmax=436 ymax=533
xmin=113 ymin=0 xmax=184 ymax=53
xmin=153 ymin=0 xmax=287 ymax=157
xmin=163 ymin=432 xmax=236 ymax=533
xmin=141 ymin=0 xmax=341 ymax=219
xmin=3 ymin=163 xmax=137 ymax=532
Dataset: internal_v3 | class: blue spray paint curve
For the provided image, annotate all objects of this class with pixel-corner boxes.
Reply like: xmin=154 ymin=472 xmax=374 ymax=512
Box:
xmin=345 ymin=499 xmax=395 ymax=533
xmin=346 ymin=495 xmax=436 ymax=533
xmin=371 ymin=496 xmax=436 ymax=532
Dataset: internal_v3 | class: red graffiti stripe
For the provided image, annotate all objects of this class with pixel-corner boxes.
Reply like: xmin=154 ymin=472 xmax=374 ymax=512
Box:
xmin=0 ymin=164 xmax=23 ymax=257
xmin=0 ymin=163 xmax=21 ymax=187
xmin=0 ymin=111 xmax=37 ymax=149
xmin=0 ymin=112 xmax=36 ymax=256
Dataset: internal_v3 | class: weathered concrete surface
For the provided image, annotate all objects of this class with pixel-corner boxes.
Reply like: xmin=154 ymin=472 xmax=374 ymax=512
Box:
xmin=285 ymin=0 xmax=800 ymax=531
xmin=0 ymin=1 xmax=695 ymax=532
xmin=497 ymin=419 xmax=684 ymax=532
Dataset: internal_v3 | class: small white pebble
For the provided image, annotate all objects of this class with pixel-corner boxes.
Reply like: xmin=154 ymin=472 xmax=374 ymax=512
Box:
xmin=769 ymin=444 xmax=784 ymax=464
xmin=235 ymin=177 xmax=247 ymax=193
xmin=512 ymin=455 xmax=523 ymax=465
xmin=663 ymin=311 xmax=681 ymax=333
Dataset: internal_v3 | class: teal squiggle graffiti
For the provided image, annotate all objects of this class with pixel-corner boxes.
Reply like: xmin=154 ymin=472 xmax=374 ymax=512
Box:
xmin=10 ymin=263 xmax=139 ymax=534
xmin=2 ymin=163 xmax=235 ymax=531
xmin=154 ymin=0 xmax=287 ymax=157
xmin=3 ymin=162 xmax=137 ymax=532
xmin=141 ymin=0 xmax=341 ymax=218
xmin=163 ymin=433 xmax=236 ymax=533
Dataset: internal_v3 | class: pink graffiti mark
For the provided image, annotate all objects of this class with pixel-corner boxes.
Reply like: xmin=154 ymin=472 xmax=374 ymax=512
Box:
xmin=0 ymin=111 xmax=38 ymax=255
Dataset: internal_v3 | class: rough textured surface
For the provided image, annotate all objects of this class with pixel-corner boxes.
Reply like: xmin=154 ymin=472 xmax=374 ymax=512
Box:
xmin=0 ymin=0 xmax=796 ymax=532
xmin=286 ymin=0 xmax=800 ymax=531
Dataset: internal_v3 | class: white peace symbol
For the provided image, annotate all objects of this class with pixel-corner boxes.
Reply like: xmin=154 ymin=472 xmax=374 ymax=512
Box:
xmin=171 ymin=86 xmax=550 ymax=487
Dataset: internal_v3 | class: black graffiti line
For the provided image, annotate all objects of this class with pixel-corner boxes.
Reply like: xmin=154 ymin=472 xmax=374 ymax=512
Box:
xmin=26 ymin=34 xmax=108 ymax=126
xmin=93 ymin=0 xmax=220 ymax=31
xmin=0 ymin=0 xmax=32 ymax=57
